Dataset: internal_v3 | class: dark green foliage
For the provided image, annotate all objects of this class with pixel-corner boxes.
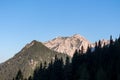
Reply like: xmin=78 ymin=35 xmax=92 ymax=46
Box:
xmin=32 ymin=55 xmax=64 ymax=80
xmin=15 ymin=70 xmax=23 ymax=80
xmin=64 ymin=56 xmax=72 ymax=80
xmin=95 ymin=68 xmax=107 ymax=80
xmin=28 ymin=76 xmax=32 ymax=80
xmin=76 ymin=63 xmax=89 ymax=80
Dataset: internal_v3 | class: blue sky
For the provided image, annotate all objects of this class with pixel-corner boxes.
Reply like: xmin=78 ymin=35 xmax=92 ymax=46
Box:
xmin=0 ymin=0 xmax=120 ymax=63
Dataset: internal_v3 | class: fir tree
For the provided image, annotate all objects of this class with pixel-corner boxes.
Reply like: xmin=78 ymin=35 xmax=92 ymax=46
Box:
xmin=15 ymin=69 xmax=23 ymax=80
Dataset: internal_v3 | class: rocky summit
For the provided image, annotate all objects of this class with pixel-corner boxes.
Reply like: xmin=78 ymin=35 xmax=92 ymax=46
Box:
xmin=44 ymin=34 xmax=91 ymax=56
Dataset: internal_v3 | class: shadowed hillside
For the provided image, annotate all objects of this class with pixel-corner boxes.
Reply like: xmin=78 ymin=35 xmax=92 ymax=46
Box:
xmin=0 ymin=40 xmax=68 ymax=80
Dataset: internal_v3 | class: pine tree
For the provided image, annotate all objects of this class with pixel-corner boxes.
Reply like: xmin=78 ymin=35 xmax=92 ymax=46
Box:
xmin=64 ymin=56 xmax=72 ymax=80
xmin=15 ymin=69 xmax=23 ymax=80
xmin=28 ymin=76 xmax=32 ymax=80
xmin=76 ymin=63 xmax=89 ymax=80
xmin=95 ymin=68 xmax=107 ymax=80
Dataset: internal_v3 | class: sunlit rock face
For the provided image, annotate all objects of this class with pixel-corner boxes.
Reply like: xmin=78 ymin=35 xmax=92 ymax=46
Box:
xmin=44 ymin=34 xmax=91 ymax=56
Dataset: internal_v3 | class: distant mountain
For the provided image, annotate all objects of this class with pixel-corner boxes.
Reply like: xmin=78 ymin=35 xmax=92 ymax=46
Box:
xmin=44 ymin=34 xmax=110 ymax=56
xmin=44 ymin=34 xmax=91 ymax=56
xmin=91 ymin=39 xmax=110 ymax=47
xmin=0 ymin=40 xmax=67 ymax=80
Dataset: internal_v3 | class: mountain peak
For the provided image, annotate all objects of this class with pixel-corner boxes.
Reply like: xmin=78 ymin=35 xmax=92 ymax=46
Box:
xmin=44 ymin=34 xmax=90 ymax=56
xmin=72 ymin=34 xmax=81 ymax=38
xmin=72 ymin=34 xmax=87 ymax=41
xmin=31 ymin=40 xmax=39 ymax=43
xmin=20 ymin=40 xmax=40 ymax=53
xmin=25 ymin=40 xmax=38 ymax=49
xmin=0 ymin=40 xmax=67 ymax=80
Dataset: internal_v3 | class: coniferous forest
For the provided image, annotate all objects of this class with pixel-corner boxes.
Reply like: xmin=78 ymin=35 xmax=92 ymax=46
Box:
xmin=14 ymin=36 xmax=120 ymax=80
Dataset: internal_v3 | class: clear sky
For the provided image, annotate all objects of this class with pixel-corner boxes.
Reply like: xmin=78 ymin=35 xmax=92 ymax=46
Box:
xmin=0 ymin=0 xmax=120 ymax=63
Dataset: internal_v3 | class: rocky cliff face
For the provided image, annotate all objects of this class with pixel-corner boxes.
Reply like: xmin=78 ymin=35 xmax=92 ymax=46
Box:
xmin=44 ymin=34 xmax=91 ymax=56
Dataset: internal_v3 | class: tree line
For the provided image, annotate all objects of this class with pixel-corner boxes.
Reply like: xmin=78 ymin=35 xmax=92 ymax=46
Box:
xmin=14 ymin=36 xmax=120 ymax=80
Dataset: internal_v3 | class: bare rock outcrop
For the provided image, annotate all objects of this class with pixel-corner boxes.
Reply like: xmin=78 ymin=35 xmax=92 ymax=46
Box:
xmin=44 ymin=34 xmax=91 ymax=56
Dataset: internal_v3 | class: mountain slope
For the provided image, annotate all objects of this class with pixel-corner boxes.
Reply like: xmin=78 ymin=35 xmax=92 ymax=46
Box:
xmin=0 ymin=40 xmax=68 ymax=80
xmin=44 ymin=34 xmax=91 ymax=56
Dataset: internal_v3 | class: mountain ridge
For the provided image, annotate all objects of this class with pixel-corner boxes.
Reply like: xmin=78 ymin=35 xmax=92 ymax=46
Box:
xmin=0 ymin=40 xmax=68 ymax=80
xmin=0 ymin=34 xmax=110 ymax=80
xmin=44 ymin=34 xmax=110 ymax=56
xmin=44 ymin=34 xmax=91 ymax=56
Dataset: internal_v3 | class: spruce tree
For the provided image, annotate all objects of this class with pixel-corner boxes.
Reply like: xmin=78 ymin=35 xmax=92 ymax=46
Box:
xmin=15 ymin=69 xmax=23 ymax=80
